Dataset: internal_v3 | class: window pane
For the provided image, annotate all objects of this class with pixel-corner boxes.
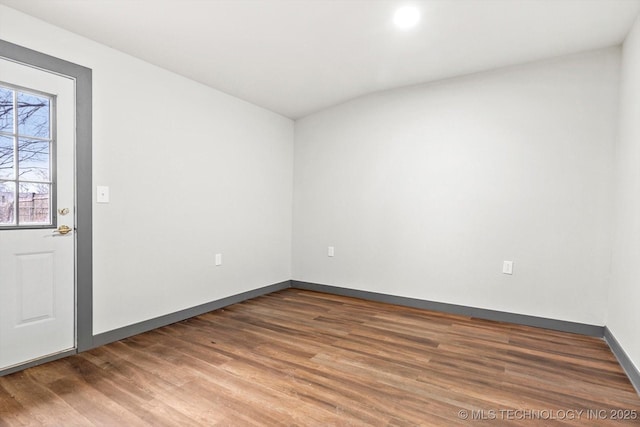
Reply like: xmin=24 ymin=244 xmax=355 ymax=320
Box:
xmin=0 ymin=87 xmax=13 ymax=133
xmin=0 ymin=87 xmax=54 ymax=229
xmin=0 ymin=135 xmax=14 ymax=179
xmin=18 ymin=138 xmax=50 ymax=182
xmin=18 ymin=182 xmax=50 ymax=225
xmin=17 ymin=92 xmax=50 ymax=138
xmin=0 ymin=181 xmax=16 ymax=225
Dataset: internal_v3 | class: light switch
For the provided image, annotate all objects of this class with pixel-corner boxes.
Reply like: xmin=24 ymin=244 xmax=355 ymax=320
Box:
xmin=328 ymin=246 xmax=335 ymax=257
xmin=215 ymin=253 xmax=222 ymax=266
xmin=97 ymin=186 xmax=110 ymax=203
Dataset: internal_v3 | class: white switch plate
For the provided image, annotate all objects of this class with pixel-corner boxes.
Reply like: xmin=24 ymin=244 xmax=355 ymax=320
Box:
xmin=215 ymin=253 xmax=222 ymax=266
xmin=502 ymin=260 xmax=513 ymax=275
xmin=328 ymin=246 xmax=335 ymax=257
xmin=97 ymin=186 xmax=110 ymax=203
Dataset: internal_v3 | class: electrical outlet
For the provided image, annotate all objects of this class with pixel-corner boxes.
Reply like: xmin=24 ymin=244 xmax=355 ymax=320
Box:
xmin=502 ymin=260 xmax=513 ymax=275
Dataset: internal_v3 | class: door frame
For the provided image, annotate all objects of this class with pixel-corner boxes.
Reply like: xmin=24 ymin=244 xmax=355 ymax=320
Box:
xmin=0 ymin=39 xmax=93 ymax=373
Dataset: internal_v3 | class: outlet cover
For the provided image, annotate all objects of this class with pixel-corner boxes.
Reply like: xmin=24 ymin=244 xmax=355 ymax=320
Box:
xmin=502 ymin=260 xmax=513 ymax=275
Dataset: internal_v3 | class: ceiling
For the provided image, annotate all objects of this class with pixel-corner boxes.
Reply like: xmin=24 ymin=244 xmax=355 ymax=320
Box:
xmin=1 ymin=0 xmax=639 ymax=119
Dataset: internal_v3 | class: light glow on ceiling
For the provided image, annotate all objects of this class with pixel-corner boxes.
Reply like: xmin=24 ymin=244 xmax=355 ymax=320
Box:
xmin=394 ymin=6 xmax=421 ymax=30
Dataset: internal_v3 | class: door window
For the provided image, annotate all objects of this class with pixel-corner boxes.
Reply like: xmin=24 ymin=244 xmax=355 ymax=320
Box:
xmin=0 ymin=84 xmax=55 ymax=228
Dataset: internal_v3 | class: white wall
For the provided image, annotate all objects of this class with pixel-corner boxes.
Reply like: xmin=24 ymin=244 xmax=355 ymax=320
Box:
xmin=0 ymin=5 xmax=294 ymax=334
xmin=294 ymin=48 xmax=620 ymax=325
xmin=609 ymin=15 xmax=640 ymax=373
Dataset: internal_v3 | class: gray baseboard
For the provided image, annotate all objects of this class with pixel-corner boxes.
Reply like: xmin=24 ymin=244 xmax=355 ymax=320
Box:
xmin=604 ymin=327 xmax=640 ymax=395
xmin=91 ymin=281 xmax=291 ymax=348
xmin=92 ymin=279 xmax=605 ymax=348
xmin=291 ymin=280 xmax=605 ymax=337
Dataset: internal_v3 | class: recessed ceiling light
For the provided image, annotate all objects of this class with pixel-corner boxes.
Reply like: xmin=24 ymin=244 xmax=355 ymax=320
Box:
xmin=394 ymin=6 xmax=420 ymax=30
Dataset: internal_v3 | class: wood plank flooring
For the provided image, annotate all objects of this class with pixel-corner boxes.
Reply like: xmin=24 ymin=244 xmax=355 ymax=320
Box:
xmin=1 ymin=288 xmax=639 ymax=426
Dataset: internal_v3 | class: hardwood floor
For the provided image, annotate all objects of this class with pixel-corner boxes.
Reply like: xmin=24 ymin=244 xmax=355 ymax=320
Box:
xmin=1 ymin=288 xmax=639 ymax=426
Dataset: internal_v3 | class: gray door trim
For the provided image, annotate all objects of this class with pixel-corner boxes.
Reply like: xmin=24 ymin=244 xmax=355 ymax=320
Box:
xmin=0 ymin=39 xmax=93 ymax=352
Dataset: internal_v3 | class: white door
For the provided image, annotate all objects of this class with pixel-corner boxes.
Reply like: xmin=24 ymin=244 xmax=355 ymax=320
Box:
xmin=0 ymin=57 xmax=76 ymax=370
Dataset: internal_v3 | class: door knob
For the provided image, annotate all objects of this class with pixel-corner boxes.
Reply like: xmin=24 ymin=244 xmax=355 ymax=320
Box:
xmin=53 ymin=225 xmax=72 ymax=235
